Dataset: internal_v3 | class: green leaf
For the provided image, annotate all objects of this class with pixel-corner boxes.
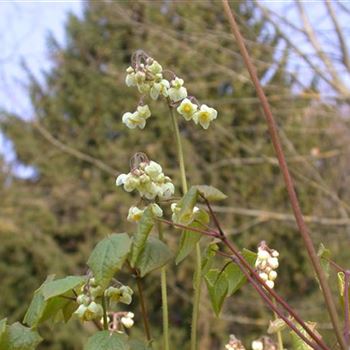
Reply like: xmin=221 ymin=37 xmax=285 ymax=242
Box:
xmin=225 ymin=249 xmax=257 ymax=295
xmin=194 ymin=185 xmax=227 ymax=201
xmin=176 ymin=187 xmax=198 ymax=225
xmin=42 ymin=275 xmax=86 ymax=300
xmin=130 ymin=208 xmax=154 ymax=267
xmin=201 ymin=243 xmax=219 ymax=275
xmin=317 ymin=243 xmax=331 ymax=280
xmin=129 ymin=339 xmax=152 ymax=350
xmin=88 ymin=233 xmax=132 ymax=288
xmin=0 ymin=319 xmax=7 ymax=344
xmin=24 ymin=275 xmax=71 ymax=327
xmin=85 ymin=331 xmax=129 ymax=350
xmin=204 ymin=269 xmax=228 ymax=316
xmin=3 ymin=322 xmax=42 ymax=350
xmin=175 ymin=209 xmax=209 ymax=264
xmin=136 ymin=237 xmax=173 ymax=277
xmin=290 ymin=322 xmax=319 ymax=350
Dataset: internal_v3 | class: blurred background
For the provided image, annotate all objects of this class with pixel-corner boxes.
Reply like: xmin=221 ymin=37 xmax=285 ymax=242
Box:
xmin=1 ymin=0 xmax=350 ymax=349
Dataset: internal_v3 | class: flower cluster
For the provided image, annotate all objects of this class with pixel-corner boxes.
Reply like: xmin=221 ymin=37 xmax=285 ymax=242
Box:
xmin=120 ymin=312 xmax=135 ymax=329
xmin=105 ymin=285 xmax=134 ymax=305
xmin=225 ymin=334 xmax=246 ymax=350
xmin=122 ymin=104 xmax=151 ymax=130
xmin=171 ymin=202 xmax=199 ymax=225
xmin=255 ymin=241 xmax=279 ymax=289
xmin=123 ymin=51 xmax=218 ymax=130
xmin=251 ymin=337 xmax=277 ymax=350
xmin=74 ymin=278 xmax=104 ymax=322
xmin=127 ymin=203 xmax=163 ymax=222
xmin=116 ymin=159 xmax=174 ymax=200
xmin=74 ymin=277 xmax=134 ymax=323
xmin=177 ymin=98 xmax=217 ymax=129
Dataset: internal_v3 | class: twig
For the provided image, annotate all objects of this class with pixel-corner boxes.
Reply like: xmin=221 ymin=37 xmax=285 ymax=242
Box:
xmin=136 ymin=275 xmax=152 ymax=342
xmin=232 ymin=256 xmax=322 ymax=350
xmin=33 ymin=121 xmax=119 ymax=176
xmin=220 ymin=3 xmax=346 ymax=348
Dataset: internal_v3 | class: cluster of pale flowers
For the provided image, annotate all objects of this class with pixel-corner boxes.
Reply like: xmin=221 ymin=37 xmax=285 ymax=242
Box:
xmin=127 ymin=203 xmax=163 ymax=223
xmin=255 ymin=242 xmax=279 ymax=289
xmin=123 ymin=55 xmax=218 ymax=130
xmin=116 ymin=160 xmax=174 ymax=201
xmin=171 ymin=202 xmax=199 ymax=225
xmin=74 ymin=277 xmax=133 ymax=327
xmin=225 ymin=334 xmax=246 ymax=350
xmin=225 ymin=335 xmax=275 ymax=350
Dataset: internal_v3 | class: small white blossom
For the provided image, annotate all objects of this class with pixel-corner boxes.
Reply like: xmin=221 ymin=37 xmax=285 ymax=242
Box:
xmin=74 ymin=301 xmax=104 ymax=321
xmin=192 ymin=104 xmax=217 ymax=129
xmin=121 ymin=315 xmax=134 ymax=328
xmin=147 ymin=59 xmax=163 ymax=75
xmin=251 ymin=340 xmax=264 ymax=350
xmin=122 ymin=112 xmax=146 ymax=129
xmin=127 ymin=206 xmax=144 ymax=222
xmin=122 ymin=104 xmax=152 ymax=130
xmin=176 ymin=98 xmax=198 ymax=121
xmin=150 ymin=203 xmax=163 ymax=217
xmin=116 ymin=158 xmax=175 ymax=200
xmin=125 ymin=66 xmax=137 ymax=87
xmin=168 ymin=77 xmax=187 ymax=102
xmin=255 ymin=242 xmax=279 ymax=289
xmin=150 ymin=79 xmax=170 ymax=100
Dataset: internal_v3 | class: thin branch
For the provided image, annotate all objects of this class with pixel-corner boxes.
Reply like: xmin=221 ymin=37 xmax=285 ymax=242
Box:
xmin=295 ymin=0 xmax=348 ymax=95
xmin=232 ymin=256 xmax=322 ymax=350
xmin=325 ymin=0 xmax=350 ymax=71
xmin=221 ymin=2 xmax=346 ymax=348
xmin=33 ymin=121 xmax=119 ymax=176
xmin=210 ymin=205 xmax=350 ymax=227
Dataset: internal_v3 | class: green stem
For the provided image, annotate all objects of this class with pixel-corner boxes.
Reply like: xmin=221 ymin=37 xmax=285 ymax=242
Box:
xmin=168 ymin=103 xmax=201 ymax=350
xmin=273 ymin=298 xmax=284 ymax=350
xmin=101 ymin=295 xmax=108 ymax=330
xmin=157 ymin=221 xmax=170 ymax=350
xmin=191 ymin=244 xmax=202 ymax=350
xmin=169 ymin=104 xmax=188 ymax=193
xmin=136 ymin=276 xmax=152 ymax=342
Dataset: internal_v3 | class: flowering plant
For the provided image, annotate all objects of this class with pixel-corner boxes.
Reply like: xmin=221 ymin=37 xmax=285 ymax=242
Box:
xmin=1 ymin=4 xmax=349 ymax=350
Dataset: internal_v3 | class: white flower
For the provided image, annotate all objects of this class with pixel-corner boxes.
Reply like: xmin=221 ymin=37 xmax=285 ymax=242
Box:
xmin=122 ymin=112 xmax=146 ymax=129
xmin=137 ymin=82 xmax=151 ymax=94
xmin=127 ymin=206 xmax=144 ymax=222
xmin=192 ymin=104 xmax=217 ymax=129
xmin=160 ymin=182 xmax=175 ymax=199
xmin=136 ymin=104 xmax=151 ymax=119
xmin=265 ymin=280 xmax=274 ymax=289
xmin=268 ymin=257 xmax=279 ymax=269
xmin=116 ymin=158 xmax=175 ymax=201
xmin=145 ymin=160 xmax=163 ymax=179
xmin=135 ymin=70 xmax=146 ymax=85
xmin=251 ymin=340 xmax=263 ymax=350
xmin=123 ymin=175 xmax=139 ymax=192
xmin=269 ymin=270 xmax=277 ymax=281
xmin=150 ymin=79 xmax=170 ymax=100
xmin=121 ymin=315 xmax=134 ymax=328
xmin=74 ymin=301 xmax=103 ymax=321
xmin=150 ymin=203 xmax=163 ymax=217
xmin=176 ymin=98 xmax=198 ymax=121
xmin=125 ymin=66 xmax=137 ymax=87
xmin=147 ymin=60 xmax=162 ymax=75
xmin=168 ymin=77 xmax=187 ymax=102
xmin=257 ymin=250 xmax=269 ymax=260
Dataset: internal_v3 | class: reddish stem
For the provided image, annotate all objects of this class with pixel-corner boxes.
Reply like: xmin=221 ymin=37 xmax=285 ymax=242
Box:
xmin=221 ymin=2 xmax=345 ymax=349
